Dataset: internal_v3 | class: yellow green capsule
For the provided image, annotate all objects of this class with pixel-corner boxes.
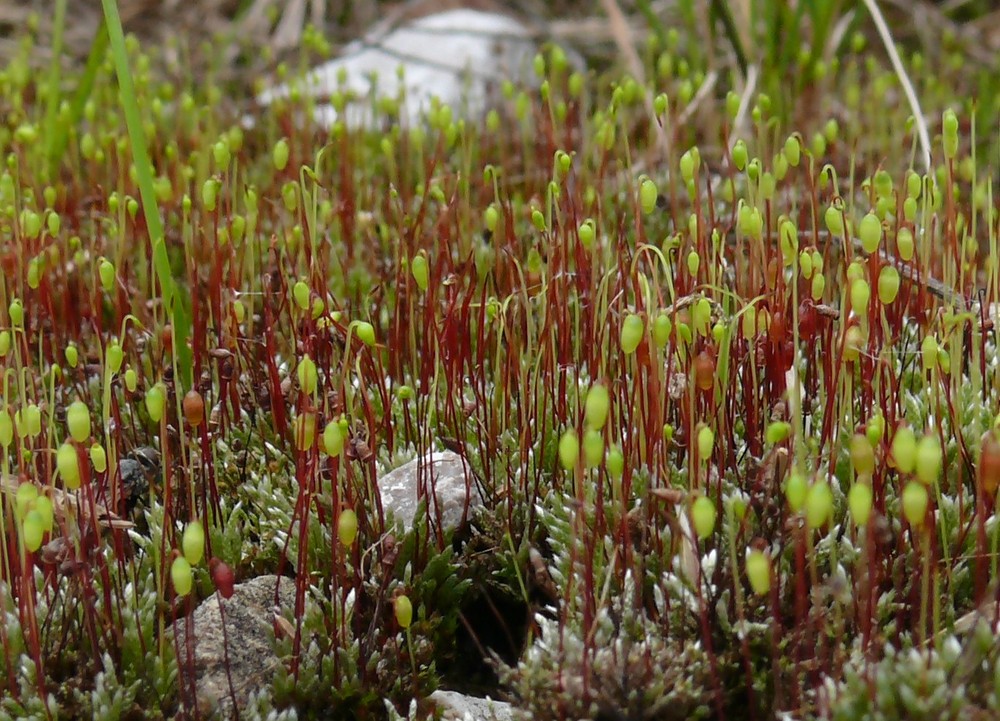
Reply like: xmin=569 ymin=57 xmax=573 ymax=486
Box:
xmin=780 ymin=219 xmax=798 ymax=266
xmin=805 ymin=481 xmax=833 ymax=529
xmin=201 ymin=178 xmax=218 ymax=212
xmin=273 ymin=138 xmax=290 ymax=171
xmin=23 ymin=405 xmax=41 ymax=437
xmin=57 ymin=443 xmax=81 ymax=490
xmin=67 ymin=400 xmax=91 ymax=443
xmin=896 ymin=227 xmax=914 ymax=261
xmin=0 ymin=410 xmax=12 ymax=447
xmin=877 ymin=266 xmax=900 ymax=305
xmin=843 ymin=325 xmax=865 ymax=363
xmin=22 ymin=511 xmax=44 ymax=552
xmin=643 ymin=88 xmax=665 ymax=115
xmin=901 ymin=481 xmax=928 ymax=527
xmin=293 ymin=281 xmax=310 ymax=311
xmin=578 ymin=219 xmax=595 ymax=250
xmin=639 ymin=177 xmax=658 ymax=215
xmin=921 ymin=334 xmax=938 ymax=372
xmin=338 ymin=508 xmax=358 ymax=547
xmin=800 ymin=251 xmax=813 ymax=279
xmin=850 ymin=279 xmax=870 ymax=315
xmin=294 ymin=413 xmax=317 ymax=451
xmin=90 ymin=443 xmax=108 ymax=473
xmin=732 ymin=140 xmax=748 ymax=171
xmin=811 ymin=273 xmax=826 ymax=301
xmin=937 ymin=347 xmax=951 ymax=375
xmin=584 ymin=384 xmax=610 ymax=430
xmin=99 ymin=259 xmax=116 ymax=292
xmin=765 ymin=421 xmax=791 ymax=445
xmin=691 ymin=298 xmax=712 ymax=336
xmin=691 ymin=495 xmax=716 ymax=539
xmin=355 ymin=322 xmax=376 ymax=347
xmin=680 ymin=148 xmax=699 ymax=184
xmin=848 ymin=482 xmax=873 ymax=526
xmin=697 ymin=424 xmax=714 ymax=460
xmin=915 ymin=435 xmax=941 ymax=485
xmin=182 ymin=520 xmax=206 ymax=566
xmin=620 ymin=314 xmax=644 ymax=355
xmin=784 ymin=135 xmax=801 ymax=167
xmin=850 ymin=434 xmax=875 ymax=475
xmin=891 ymin=426 xmax=917 ymax=473
xmin=607 ymin=446 xmax=624 ymax=480
xmin=15 ymin=482 xmax=38 ymax=520
xmin=106 ymin=343 xmax=124 ymax=374
xmin=171 ymin=556 xmax=194 ymax=596
xmin=785 ymin=471 xmax=807 ymax=513
xmin=653 ymin=313 xmax=672 ymax=348
xmin=531 ymin=209 xmax=546 ymax=231
xmin=687 ymin=251 xmax=700 ymax=276
xmin=846 ymin=261 xmax=865 ymax=284
xmin=324 ymin=421 xmax=345 ymax=457
xmin=146 ymin=383 xmax=167 ymax=422
xmin=582 ymin=429 xmax=604 ymax=468
xmin=824 ymin=205 xmax=844 ymax=237
xmin=411 ymin=254 xmax=429 ymax=292
xmin=297 ymin=355 xmax=318 ymax=395
xmin=873 ymin=170 xmax=893 ymax=200
xmin=27 ymin=258 xmax=42 ymax=289
xmin=942 ymin=109 xmax=959 ymax=159
xmin=859 ymin=213 xmax=881 ymax=254
xmin=394 ymin=594 xmax=413 ymax=629
xmin=746 ymin=549 xmax=770 ymax=595
xmin=9 ymin=299 xmax=24 ymax=327
xmin=233 ymin=300 xmax=246 ymax=324
xmin=34 ymin=494 xmax=53 ymax=533
xmin=558 ymin=430 xmax=579 ymax=470
xmin=866 ymin=413 xmax=885 ymax=446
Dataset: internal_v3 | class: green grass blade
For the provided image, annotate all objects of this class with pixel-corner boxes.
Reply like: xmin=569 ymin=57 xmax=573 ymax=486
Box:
xmin=635 ymin=0 xmax=667 ymax=52
xmin=100 ymin=0 xmax=193 ymax=387
xmin=709 ymin=0 xmax=748 ymax=78
xmin=47 ymin=19 xmax=109 ymax=175
xmin=42 ymin=0 xmax=68 ymax=177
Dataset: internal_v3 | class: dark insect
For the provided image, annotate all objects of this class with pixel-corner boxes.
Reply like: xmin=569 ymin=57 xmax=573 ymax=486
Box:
xmin=119 ymin=446 xmax=161 ymax=515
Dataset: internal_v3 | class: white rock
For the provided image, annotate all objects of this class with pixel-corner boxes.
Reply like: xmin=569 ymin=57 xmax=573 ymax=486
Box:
xmin=257 ymin=9 xmax=538 ymax=127
xmin=429 ymin=689 xmax=514 ymax=721
xmin=377 ymin=450 xmax=482 ymax=533
xmin=173 ymin=575 xmax=296 ymax=719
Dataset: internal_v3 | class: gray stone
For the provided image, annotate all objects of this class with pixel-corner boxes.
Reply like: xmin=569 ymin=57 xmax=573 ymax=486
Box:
xmin=429 ymin=690 xmax=515 ymax=721
xmin=173 ymin=574 xmax=295 ymax=719
xmin=256 ymin=9 xmax=539 ymax=128
xmin=377 ymin=450 xmax=482 ymax=533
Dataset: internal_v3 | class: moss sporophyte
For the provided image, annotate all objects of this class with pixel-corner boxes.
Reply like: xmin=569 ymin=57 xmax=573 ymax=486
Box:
xmin=3 ymin=2 xmax=1000 ymax=718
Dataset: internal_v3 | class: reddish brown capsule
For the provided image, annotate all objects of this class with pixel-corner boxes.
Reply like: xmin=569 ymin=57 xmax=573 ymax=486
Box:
xmin=160 ymin=325 xmax=173 ymax=353
xmin=780 ymin=340 xmax=795 ymax=370
xmin=210 ymin=558 xmax=235 ymax=599
xmin=765 ymin=258 xmax=781 ymax=290
xmin=979 ymin=431 xmax=1000 ymax=498
xmin=183 ymin=389 xmax=205 ymax=427
xmin=693 ymin=350 xmax=715 ymax=391
xmin=769 ymin=310 xmax=787 ymax=347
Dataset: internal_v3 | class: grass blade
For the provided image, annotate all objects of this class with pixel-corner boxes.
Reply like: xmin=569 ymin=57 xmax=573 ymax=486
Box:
xmin=99 ymin=0 xmax=193 ymax=387
xmin=42 ymin=0 xmax=68 ymax=176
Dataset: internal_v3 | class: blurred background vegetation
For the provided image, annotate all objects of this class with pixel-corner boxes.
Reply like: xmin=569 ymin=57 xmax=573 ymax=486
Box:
xmin=2 ymin=0 xmax=998 ymax=84
xmin=1 ymin=0 xmax=997 ymax=179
